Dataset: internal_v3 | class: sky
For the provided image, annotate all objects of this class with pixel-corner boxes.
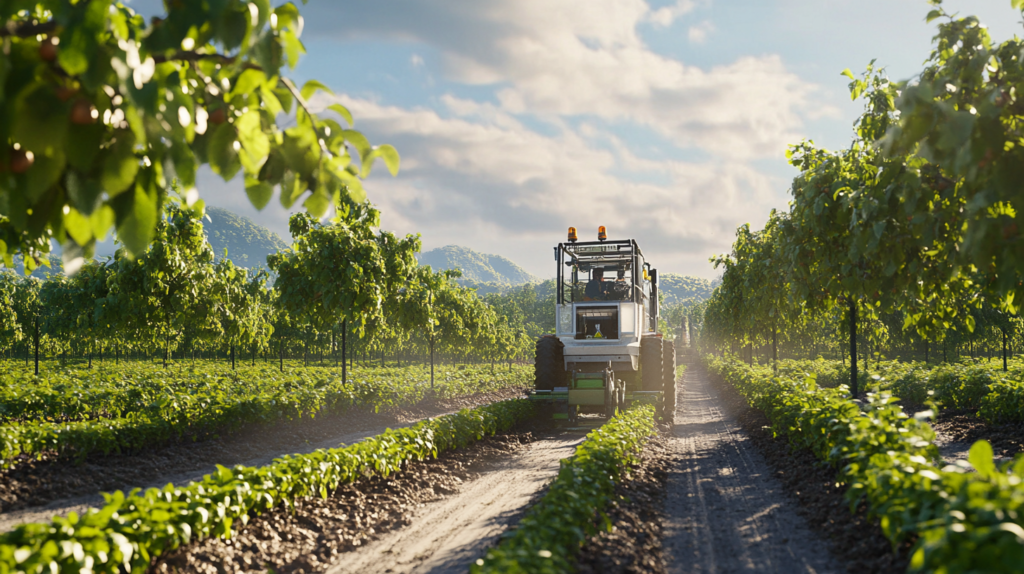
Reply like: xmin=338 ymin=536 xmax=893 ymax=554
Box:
xmin=129 ymin=0 xmax=1023 ymax=280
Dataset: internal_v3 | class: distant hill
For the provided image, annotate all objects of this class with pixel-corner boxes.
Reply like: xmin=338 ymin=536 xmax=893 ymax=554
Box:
xmin=658 ymin=273 xmax=714 ymax=306
xmin=419 ymin=245 xmax=541 ymax=286
xmin=204 ymin=207 xmax=289 ymax=269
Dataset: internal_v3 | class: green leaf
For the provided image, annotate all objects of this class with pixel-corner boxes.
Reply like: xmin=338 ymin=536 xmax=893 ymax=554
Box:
xmin=841 ymin=68 xmax=856 ymax=80
xmin=374 ymin=144 xmax=400 ymax=176
xmin=328 ymin=104 xmax=353 ymax=126
xmin=208 ymin=123 xmax=241 ymax=180
xmin=245 ymin=179 xmax=273 ymax=211
xmin=300 ymin=80 xmax=332 ymax=100
xmin=116 ymin=182 xmax=159 ymax=257
xmin=102 ymin=132 xmax=139 ymax=197
xmin=925 ymin=9 xmax=943 ymax=22
xmin=66 ymin=123 xmax=105 ymax=171
xmin=24 ymin=149 xmax=66 ymax=202
xmin=968 ymin=439 xmax=995 ymax=478
xmin=230 ymin=69 xmax=267 ymax=100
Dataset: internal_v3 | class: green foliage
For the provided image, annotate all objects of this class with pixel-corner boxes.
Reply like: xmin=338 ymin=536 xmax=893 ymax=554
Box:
xmin=0 ymin=0 xmax=398 ymax=268
xmin=0 ymin=361 xmax=532 ymax=467
xmin=657 ymin=273 xmax=714 ymax=307
xmin=708 ymin=354 xmax=1024 ymax=573
xmin=473 ymin=404 xmax=656 ymax=574
xmin=269 ymin=205 xmax=420 ymax=336
xmin=0 ymin=398 xmax=534 ymax=573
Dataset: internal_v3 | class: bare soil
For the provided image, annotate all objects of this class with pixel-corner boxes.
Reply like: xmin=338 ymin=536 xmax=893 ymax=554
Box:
xmin=930 ymin=408 xmax=1024 ymax=463
xmin=662 ymin=367 xmax=841 ymax=574
xmin=707 ymin=370 xmax=911 ymax=574
xmin=0 ymin=388 xmax=527 ymax=531
xmin=153 ymin=432 xmax=539 ymax=574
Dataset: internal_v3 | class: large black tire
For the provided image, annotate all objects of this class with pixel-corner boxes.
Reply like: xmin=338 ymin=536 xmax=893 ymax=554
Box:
xmin=534 ymin=336 xmax=565 ymax=391
xmin=640 ymin=337 xmax=663 ymax=391
xmin=662 ymin=341 xmax=677 ymax=420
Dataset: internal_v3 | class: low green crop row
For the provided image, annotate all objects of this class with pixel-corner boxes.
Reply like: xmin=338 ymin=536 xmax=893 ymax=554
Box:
xmin=0 ymin=361 xmax=531 ymax=424
xmin=0 ymin=398 xmax=534 ymax=573
xmin=707 ymin=355 xmax=1024 ymax=573
xmin=473 ymin=404 xmax=656 ymax=574
xmin=771 ymin=356 xmax=1024 ymax=425
xmin=0 ymin=364 xmax=531 ymax=467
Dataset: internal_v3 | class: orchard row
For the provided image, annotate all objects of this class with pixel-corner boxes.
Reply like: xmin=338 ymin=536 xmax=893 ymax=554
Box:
xmin=699 ymin=5 xmax=1024 ymax=395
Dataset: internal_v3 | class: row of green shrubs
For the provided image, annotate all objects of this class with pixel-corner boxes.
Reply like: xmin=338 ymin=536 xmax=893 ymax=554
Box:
xmin=0 ymin=399 xmax=535 ymax=573
xmin=473 ymin=404 xmax=657 ymax=573
xmin=0 ymin=364 xmax=531 ymax=467
xmin=708 ymin=355 xmax=1024 ymax=573
xmin=771 ymin=357 xmax=1024 ymax=424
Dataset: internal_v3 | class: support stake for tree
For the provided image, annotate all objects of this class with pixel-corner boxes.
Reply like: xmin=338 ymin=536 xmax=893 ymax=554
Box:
xmin=341 ymin=319 xmax=347 ymax=386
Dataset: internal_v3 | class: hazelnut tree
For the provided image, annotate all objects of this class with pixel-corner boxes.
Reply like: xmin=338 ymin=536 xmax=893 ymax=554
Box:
xmin=0 ymin=0 xmax=398 ymax=273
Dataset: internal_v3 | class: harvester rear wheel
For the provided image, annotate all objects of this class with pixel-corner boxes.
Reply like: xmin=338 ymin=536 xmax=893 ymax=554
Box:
xmin=534 ymin=336 xmax=565 ymax=391
xmin=662 ymin=341 xmax=677 ymax=421
xmin=640 ymin=337 xmax=663 ymax=391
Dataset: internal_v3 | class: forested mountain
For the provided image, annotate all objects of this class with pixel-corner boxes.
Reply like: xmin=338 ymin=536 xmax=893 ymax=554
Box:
xmin=658 ymin=273 xmax=714 ymax=306
xmin=204 ymin=207 xmax=289 ymax=270
xmin=418 ymin=245 xmax=540 ymax=285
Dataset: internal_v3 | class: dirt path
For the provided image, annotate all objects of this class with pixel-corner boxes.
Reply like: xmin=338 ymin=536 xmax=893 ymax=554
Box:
xmin=0 ymin=390 xmax=524 ymax=534
xmin=326 ymin=433 xmax=585 ymax=574
xmin=662 ymin=367 xmax=841 ymax=574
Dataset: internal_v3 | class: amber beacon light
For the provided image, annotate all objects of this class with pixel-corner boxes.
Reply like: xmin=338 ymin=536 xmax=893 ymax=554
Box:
xmin=598 ymin=226 xmax=607 ymax=241
xmin=568 ymin=227 xmax=578 ymax=242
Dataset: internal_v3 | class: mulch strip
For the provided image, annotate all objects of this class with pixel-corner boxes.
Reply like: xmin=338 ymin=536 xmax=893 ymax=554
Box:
xmin=706 ymin=368 xmax=911 ymax=574
xmin=0 ymin=388 xmax=527 ymax=514
xmin=152 ymin=432 xmax=535 ymax=574
xmin=576 ymin=432 xmax=670 ymax=574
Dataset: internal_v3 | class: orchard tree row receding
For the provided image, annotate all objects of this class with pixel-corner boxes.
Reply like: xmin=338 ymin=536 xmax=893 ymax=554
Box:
xmin=0 ymin=198 xmax=546 ymax=377
xmin=700 ymin=2 xmax=1024 ymax=395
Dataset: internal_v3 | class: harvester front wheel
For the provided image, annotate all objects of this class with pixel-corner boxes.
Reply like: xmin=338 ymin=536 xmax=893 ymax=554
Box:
xmin=640 ymin=337 xmax=663 ymax=392
xmin=534 ymin=336 xmax=565 ymax=391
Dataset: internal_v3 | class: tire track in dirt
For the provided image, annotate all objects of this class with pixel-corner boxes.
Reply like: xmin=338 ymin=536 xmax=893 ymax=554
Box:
xmin=326 ymin=434 xmax=585 ymax=574
xmin=662 ymin=367 xmax=840 ymax=574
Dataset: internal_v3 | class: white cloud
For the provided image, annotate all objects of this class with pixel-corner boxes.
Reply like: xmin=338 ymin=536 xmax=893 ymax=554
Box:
xmin=688 ymin=20 xmax=714 ymax=44
xmin=410 ymin=53 xmax=424 ymax=67
xmin=647 ymin=0 xmax=698 ymax=28
xmin=304 ymin=0 xmax=837 ymax=161
xmin=304 ymin=94 xmax=787 ymax=278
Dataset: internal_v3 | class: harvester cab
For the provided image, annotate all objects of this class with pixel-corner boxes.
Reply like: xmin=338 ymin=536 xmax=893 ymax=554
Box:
xmin=532 ymin=226 xmax=677 ymax=425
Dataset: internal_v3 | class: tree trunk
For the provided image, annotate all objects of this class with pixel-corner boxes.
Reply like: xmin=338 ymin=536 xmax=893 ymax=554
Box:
xmin=33 ymin=317 xmax=39 ymax=376
xmin=381 ymin=346 xmax=385 ymax=368
xmin=925 ymin=341 xmax=929 ymax=364
xmin=429 ymin=336 xmax=435 ymax=390
xmin=231 ymin=345 xmax=236 ymax=370
xmin=1003 ymin=329 xmax=1008 ymax=372
xmin=772 ymin=326 xmax=778 ymax=372
xmin=341 ymin=320 xmax=347 ymax=386
xmin=280 ymin=340 xmax=284 ymax=372
xmin=849 ymin=298 xmax=858 ymax=398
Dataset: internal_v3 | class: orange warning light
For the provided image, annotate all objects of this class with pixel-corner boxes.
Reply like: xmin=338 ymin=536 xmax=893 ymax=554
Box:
xmin=568 ymin=227 xmax=578 ymax=242
xmin=598 ymin=226 xmax=607 ymax=241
